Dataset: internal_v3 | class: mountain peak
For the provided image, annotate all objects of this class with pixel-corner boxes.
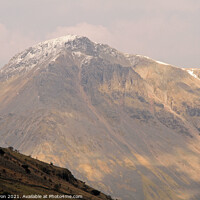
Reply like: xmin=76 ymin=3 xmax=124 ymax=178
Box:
xmin=2 ymin=35 xmax=128 ymax=77
xmin=3 ymin=35 xmax=94 ymax=75
xmin=36 ymin=34 xmax=90 ymax=49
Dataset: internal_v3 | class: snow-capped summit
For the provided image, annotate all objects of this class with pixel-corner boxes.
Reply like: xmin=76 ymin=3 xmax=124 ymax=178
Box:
xmin=2 ymin=34 xmax=199 ymax=83
xmin=4 ymin=35 xmax=94 ymax=74
xmin=1 ymin=35 xmax=127 ymax=77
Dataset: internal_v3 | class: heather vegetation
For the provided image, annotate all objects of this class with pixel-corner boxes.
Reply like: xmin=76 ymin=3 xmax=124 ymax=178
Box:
xmin=0 ymin=147 xmax=113 ymax=200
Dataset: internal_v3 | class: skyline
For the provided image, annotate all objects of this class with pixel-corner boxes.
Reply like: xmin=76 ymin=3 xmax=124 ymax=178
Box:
xmin=0 ymin=0 xmax=199 ymax=68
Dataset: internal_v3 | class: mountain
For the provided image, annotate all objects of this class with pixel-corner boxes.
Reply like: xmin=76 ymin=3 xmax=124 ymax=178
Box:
xmin=0 ymin=35 xmax=200 ymax=200
xmin=0 ymin=147 xmax=113 ymax=200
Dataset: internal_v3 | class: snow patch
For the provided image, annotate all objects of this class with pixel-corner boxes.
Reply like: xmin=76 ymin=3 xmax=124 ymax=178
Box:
xmin=136 ymin=55 xmax=170 ymax=65
xmin=136 ymin=55 xmax=151 ymax=59
xmin=186 ymin=70 xmax=200 ymax=80
xmin=73 ymin=51 xmax=83 ymax=57
xmin=155 ymin=60 xmax=169 ymax=65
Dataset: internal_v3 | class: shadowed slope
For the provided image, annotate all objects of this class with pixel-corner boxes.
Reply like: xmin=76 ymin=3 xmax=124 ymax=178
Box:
xmin=0 ymin=147 xmax=113 ymax=200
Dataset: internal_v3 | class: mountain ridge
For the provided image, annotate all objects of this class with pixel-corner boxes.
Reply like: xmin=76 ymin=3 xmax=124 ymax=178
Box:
xmin=1 ymin=35 xmax=199 ymax=79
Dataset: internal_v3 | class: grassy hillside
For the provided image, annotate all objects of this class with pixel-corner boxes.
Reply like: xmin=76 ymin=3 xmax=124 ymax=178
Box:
xmin=0 ymin=147 xmax=113 ymax=200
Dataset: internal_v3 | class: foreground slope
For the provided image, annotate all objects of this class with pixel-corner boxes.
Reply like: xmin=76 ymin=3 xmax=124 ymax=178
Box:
xmin=0 ymin=147 xmax=112 ymax=200
xmin=0 ymin=35 xmax=200 ymax=199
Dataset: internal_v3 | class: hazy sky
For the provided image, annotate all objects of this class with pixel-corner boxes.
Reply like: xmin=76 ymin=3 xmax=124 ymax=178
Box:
xmin=0 ymin=0 xmax=199 ymax=68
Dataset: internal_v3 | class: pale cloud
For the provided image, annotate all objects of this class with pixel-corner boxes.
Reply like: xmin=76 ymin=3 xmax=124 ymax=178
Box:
xmin=46 ymin=19 xmax=199 ymax=67
xmin=0 ymin=23 xmax=38 ymax=68
xmin=110 ymin=18 xmax=200 ymax=67
xmin=46 ymin=23 xmax=114 ymax=45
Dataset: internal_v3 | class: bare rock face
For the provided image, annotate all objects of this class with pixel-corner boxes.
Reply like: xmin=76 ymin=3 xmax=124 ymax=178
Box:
xmin=1 ymin=35 xmax=200 ymax=200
